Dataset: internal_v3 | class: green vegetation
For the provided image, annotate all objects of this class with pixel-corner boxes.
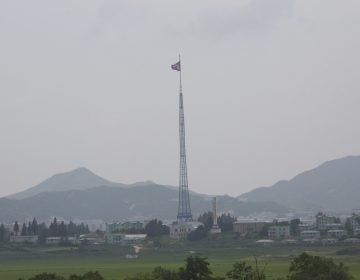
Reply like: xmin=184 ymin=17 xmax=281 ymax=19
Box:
xmin=15 ymin=253 xmax=356 ymax=280
xmin=0 ymin=238 xmax=360 ymax=280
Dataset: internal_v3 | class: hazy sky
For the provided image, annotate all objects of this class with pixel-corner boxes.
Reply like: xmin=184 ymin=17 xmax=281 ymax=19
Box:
xmin=1 ymin=0 xmax=360 ymax=197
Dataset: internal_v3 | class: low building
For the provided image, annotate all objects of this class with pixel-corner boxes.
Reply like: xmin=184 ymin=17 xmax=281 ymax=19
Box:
xmin=297 ymin=223 xmax=314 ymax=234
xmin=46 ymin=237 xmax=79 ymax=245
xmin=321 ymin=238 xmax=338 ymax=245
xmin=79 ymin=233 xmax=104 ymax=244
xmin=123 ymin=234 xmax=147 ymax=244
xmin=300 ymin=230 xmax=320 ymax=239
xmin=327 ymin=229 xmax=347 ymax=239
xmin=170 ymin=221 xmax=203 ymax=239
xmin=106 ymin=221 xmax=145 ymax=234
xmin=10 ymin=235 xmax=38 ymax=244
xmin=268 ymin=225 xmax=290 ymax=240
xmin=46 ymin=237 xmax=63 ymax=245
xmin=106 ymin=233 xmax=147 ymax=245
xmin=106 ymin=233 xmax=123 ymax=244
xmin=256 ymin=239 xmax=274 ymax=245
xmin=343 ymin=238 xmax=360 ymax=243
xmin=233 ymin=220 xmax=268 ymax=236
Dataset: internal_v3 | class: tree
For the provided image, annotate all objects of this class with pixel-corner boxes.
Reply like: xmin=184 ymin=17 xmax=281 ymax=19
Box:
xmin=218 ymin=214 xmax=236 ymax=232
xmin=58 ymin=221 xmax=67 ymax=237
xmin=258 ymin=223 xmax=272 ymax=238
xmin=287 ymin=252 xmax=354 ymax=280
xmin=38 ymin=222 xmax=50 ymax=244
xmin=49 ymin=218 xmax=58 ymax=236
xmin=21 ymin=223 xmax=27 ymax=236
xmin=32 ymin=218 xmax=39 ymax=235
xmin=198 ymin=212 xmax=214 ymax=232
xmin=226 ymin=258 xmax=266 ymax=280
xmin=151 ymin=266 xmax=180 ymax=280
xmin=226 ymin=261 xmax=254 ymax=280
xmin=13 ymin=221 xmax=20 ymax=236
xmin=0 ymin=224 xmax=6 ymax=242
xmin=188 ymin=226 xmax=207 ymax=241
xmin=145 ymin=219 xmax=169 ymax=238
xmin=179 ymin=256 xmax=214 ymax=280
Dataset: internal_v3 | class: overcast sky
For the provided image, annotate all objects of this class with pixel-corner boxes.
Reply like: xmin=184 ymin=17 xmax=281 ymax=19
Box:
xmin=1 ymin=0 xmax=360 ymax=197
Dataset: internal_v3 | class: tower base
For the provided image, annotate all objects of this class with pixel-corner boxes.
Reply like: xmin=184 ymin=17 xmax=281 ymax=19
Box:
xmin=169 ymin=221 xmax=203 ymax=239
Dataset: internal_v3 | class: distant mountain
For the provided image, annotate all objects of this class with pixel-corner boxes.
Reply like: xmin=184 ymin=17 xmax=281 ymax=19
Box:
xmin=239 ymin=156 xmax=360 ymax=212
xmin=1 ymin=168 xmax=288 ymax=223
xmin=8 ymin=167 xmax=124 ymax=199
xmin=0 ymin=185 xmax=288 ymax=223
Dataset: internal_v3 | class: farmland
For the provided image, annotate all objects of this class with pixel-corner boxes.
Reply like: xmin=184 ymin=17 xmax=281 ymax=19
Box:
xmin=0 ymin=237 xmax=360 ymax=280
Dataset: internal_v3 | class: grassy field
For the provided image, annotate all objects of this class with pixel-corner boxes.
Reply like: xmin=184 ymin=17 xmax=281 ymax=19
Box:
xmin=0 ymin=238 xmax=360 ymax=280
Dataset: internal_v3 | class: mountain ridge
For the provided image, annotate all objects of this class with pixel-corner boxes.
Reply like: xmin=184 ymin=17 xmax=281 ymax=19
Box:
xmin=238 ymin=155 xmax=360 ymax=211
xmin=0 ymin=184 xmax=288 ymax=223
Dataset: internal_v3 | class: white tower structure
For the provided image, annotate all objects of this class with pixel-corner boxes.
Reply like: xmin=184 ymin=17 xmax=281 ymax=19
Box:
xmin=210 ymin=197 xmax=221 ymax=234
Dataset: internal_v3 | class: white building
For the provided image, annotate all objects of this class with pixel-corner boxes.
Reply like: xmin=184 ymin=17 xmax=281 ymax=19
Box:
xmin=268 ymin=225 xmax=290 ymax=240
xmin=45 ymin=237 xmax=78 ymax=245
xmin=233 ymin=220 xmax=268 ymax=236
xmin=327 ymin=229 xmax=347 ymax=239
xmin=46 ymin=237 xmax=63 ymax=245
xmin=169 ymin=221 xmax=203 ymax=239
xmin=10 ymin=235 xmax=38 ymax=244
xmin=300 ymin=230 xmax=320 ymax=239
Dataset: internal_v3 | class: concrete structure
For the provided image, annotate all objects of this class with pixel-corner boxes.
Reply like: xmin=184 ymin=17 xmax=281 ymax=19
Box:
xmin=10 ymin=235 xmax=38 ymax=244
xmin=79 ymin=233 xmax=104 ymax=244
xmin=45 ymin=237 xmax=78 ymax=245
xmin=300 ymin=230 xmax=320 ymax=239
xmin=327 ymin=229 xmax=347 ymax=239
xmin=233 ymin=220 xmax=268 ymax=236
xmin=106 ymin=233 xmax=123 ymax=244
xmin=297 ymin=223 xmax=314 ymax=234
xmin=46 ymin=237 xmax=63 ymax=245
xmin=344 ymin=238 xmax=360 ymax=243
xmin=210 ymin=197 xmax=221 ymax=234
xmin=354 ymin=228 xmax=360 ymax=236
xmin=256 ymin=239 xmax=274 ymax=245
xmin=123 ymin=234 xmax=147 ymax=243
xmin=106 ymin=221 xmax=145 ymax=234
xmin=316 ymin=213 xmax=340 ymax=230
xmin=268 ymin=225 xmax=290 ymax=240
xmin=170 ymin=221 xmax=202 ymax=239
xmin=106 ymin=233 xmax=147 ymax=245
xmin=321 ymin=238 xmax=338 ymax=245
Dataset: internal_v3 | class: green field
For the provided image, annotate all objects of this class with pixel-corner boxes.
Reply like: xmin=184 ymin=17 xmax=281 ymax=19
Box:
xmin=0 ymin=238 xmax=360 ymax=280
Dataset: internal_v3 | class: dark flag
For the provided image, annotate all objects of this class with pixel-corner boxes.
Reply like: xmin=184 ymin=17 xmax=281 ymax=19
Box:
xmin=171 ymin=61 xmax=181 ymax=71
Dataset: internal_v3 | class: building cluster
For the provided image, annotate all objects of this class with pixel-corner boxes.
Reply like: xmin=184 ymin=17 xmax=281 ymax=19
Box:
xmin=233 ymin=212 xmax=360 ymax=244
xmin=105 ymin=221 xmax=147 ymax=244
xmin=4 ymin=220 xmax=148 ymax=246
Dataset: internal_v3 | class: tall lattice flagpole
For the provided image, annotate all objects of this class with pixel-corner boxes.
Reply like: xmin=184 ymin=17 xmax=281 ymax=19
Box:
xmin=172 ymin=55 xmax=192 ymax=222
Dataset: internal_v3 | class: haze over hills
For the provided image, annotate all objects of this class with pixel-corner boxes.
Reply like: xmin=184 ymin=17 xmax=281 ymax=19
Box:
xmin=239 ymin=156 xmax=360 ymax=212
xmin=2 ymin=155 xmax=359 ymax=223
xmin=0 ymin=186 xmax=288 ymax=224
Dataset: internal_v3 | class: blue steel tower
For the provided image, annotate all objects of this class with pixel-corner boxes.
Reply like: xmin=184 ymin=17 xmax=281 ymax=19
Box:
xmin=171 ymin=56 xmax=192 ymax=222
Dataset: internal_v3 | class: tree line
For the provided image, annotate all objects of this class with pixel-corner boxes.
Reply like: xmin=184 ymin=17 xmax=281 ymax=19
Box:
xmin=188 ymin=212 xmax=237 ymax=241
xmin=0 ymin=218 xmax=90 ymax=243
xmin=18 ymin=253 xmax=354 ymax=280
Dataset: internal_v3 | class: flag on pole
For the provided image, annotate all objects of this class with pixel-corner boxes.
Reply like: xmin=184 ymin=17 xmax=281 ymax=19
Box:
xmin=171 ymin=61 xmax=181 ymax=71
